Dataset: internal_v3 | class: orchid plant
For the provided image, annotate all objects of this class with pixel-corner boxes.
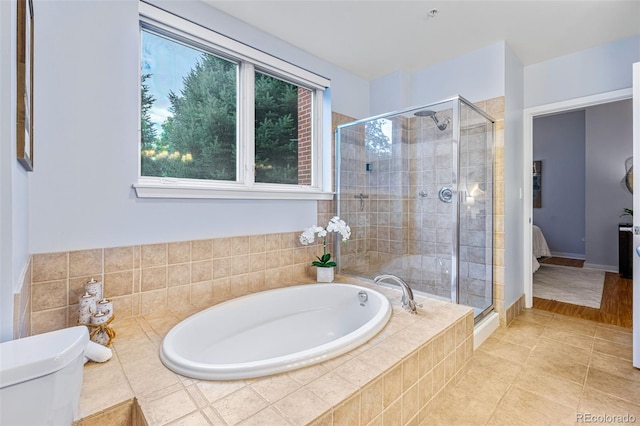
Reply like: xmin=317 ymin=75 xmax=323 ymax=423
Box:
xmin=300 ymin=216 xmax=351 ymax=268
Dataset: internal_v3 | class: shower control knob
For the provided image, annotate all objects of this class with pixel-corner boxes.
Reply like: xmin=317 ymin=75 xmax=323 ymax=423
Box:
xmin=438 ymin=187 xmax=453 ymax=203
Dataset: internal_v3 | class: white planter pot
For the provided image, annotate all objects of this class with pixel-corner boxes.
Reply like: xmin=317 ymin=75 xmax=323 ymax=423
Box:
xmin=316 ymin=267 xmax=335 ymax=283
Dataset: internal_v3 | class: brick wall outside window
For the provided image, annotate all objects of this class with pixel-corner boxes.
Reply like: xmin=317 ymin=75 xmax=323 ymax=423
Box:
xmin=297 ymin=87 xmax=312 ymax=185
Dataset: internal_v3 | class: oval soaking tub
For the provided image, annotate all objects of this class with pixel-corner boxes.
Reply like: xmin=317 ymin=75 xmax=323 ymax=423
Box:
xmin=160 ymin=283 xmax=391 ymax=380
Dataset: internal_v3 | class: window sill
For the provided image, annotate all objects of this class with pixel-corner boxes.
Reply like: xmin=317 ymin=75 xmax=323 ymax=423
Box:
xmin=132 ymin=182 xmax=334 ymax=200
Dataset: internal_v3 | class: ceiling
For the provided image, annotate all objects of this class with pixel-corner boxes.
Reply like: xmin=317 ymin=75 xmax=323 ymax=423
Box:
xmin=203 ymin=0 xmax=640 ymax=80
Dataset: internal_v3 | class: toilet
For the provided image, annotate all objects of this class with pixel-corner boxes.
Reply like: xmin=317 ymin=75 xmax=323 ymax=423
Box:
xmin=0 ymin=326 xmax=89 ymax=425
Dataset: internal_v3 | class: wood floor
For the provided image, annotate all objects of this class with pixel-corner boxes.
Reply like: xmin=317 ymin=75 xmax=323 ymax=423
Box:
xmin=533 ymin=270 xmax=633 ymax=328
xmin=539 ymin=256 xmax=585 ymax=268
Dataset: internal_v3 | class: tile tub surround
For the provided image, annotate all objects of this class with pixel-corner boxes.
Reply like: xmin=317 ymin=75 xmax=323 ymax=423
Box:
xmin=77 ymin=276 xmax=474 ymax=425
xmin=28 ymin=232 xmax=324 ymax=336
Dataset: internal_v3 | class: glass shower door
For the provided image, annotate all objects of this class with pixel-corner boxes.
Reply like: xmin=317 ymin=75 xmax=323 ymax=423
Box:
xmin=409 ymin=100 xmax=456 ymax=302
xmin=457 ymin=100 xmax=494 ymax=319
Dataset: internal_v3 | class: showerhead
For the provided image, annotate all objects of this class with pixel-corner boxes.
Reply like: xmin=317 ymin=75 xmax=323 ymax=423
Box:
xmin=414 ymin=109 xmax=451 ymax=131
xmin=414 ymin=109 xmax=437 ymax=118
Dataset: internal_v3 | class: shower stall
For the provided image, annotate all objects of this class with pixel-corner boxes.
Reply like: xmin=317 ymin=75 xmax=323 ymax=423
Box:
xmin=336 ymin=96 xmax=495 ymax=321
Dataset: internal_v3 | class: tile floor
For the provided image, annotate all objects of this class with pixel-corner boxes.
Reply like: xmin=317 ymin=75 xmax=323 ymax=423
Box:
xmin=426 ymin=308 xmax=639 ymax=425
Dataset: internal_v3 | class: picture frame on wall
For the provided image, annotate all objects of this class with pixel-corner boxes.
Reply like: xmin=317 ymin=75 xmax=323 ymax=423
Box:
xmin=533 ymin=160 xmax=542 ymax=208
xmin=17 ymin=0 xmax=34 ymax=171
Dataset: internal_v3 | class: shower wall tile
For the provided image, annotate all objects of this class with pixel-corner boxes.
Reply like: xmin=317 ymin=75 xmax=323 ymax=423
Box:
xmin=27 ymin=230 xmax=320 ymax=336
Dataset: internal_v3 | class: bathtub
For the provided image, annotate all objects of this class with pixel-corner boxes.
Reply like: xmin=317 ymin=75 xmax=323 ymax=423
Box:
xmin=160 ymin=283 xmax=392 ymax=380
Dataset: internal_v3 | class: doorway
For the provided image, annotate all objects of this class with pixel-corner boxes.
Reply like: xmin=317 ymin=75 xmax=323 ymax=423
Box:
xmin=522 ymin=88 xmax=633 ymax=325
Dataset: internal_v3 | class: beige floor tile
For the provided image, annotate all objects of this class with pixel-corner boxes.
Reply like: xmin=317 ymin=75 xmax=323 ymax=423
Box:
xmin=185 ymin=383 xmax=209 ymax=408
xmin=452 ymin=369 xmax=512 ymax=406
xmin=468 ymin=350 xmax=523 ymax=384
xmin=212 ymin=386 xmax=268 ymax=425
xmin=127 ymin=367 xmax=181 ymax=397
xmin=428 ymin=389 xmax=497 ymax=425
xmin=511 ymin=366 xmax=583 ymax=408
xmin=166 ymin=410 xmax=211 ymax=426
xmin=201 ymin=406 xmax=227 ymax=425
xmin=593 ymin=339 xmax=633 ymax=361
xmin=541 ymin=327 xmax=594 ymax=350
xmin=548 ymin=314 xmax=598 ymax=337
xmin=594 ymin=325 xmax=633 ymax=346
xmin=530 ymin=337 xmax=591 ymax=366
xmin=476 ymin=337 xmax=532 ymax=365
xmin=578 ymin=387 xmax=640 ymax=420
xmin=486 ymin=325 xmax=509 ymax=341
xmin=492 ymin=386 xmax=576 ymax=425
xmin=522 ymin=354 xmax=588 ymax=386
xmin=501 ymin=322 xmax=545 ymax=349
xmin=584 ymin=367 xmax=640 ymax=404
xmin=516 ymin=309 xmax=554 ymax=325
xmin=139 ymin=389 xmax=198 ymax=426
xmin=507 ymin=318 xmax=547 ymax=335
xmin=485 ymin=408 xmax=535 ymax=426
xmin=589 ymin=352 xmax=640 ymax=383
xmin=79 ymin=360 xmax=134 ymax=418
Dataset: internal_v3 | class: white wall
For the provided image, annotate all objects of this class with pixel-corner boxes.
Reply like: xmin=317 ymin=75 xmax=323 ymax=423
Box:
xmin=524 ymin=35 xmax=640 ymax=109
xmin=503 ymin=44 xmax=525 ymax=308
xmin=29 ymin=0 xmax=370 ymax=254
xmin=409 ymin=42 xmax=506 ymax=109
xmin=1 ymin=0 xmax=31 ymax=342
xmin=585 ymin=99 xmax=633 ymax=270
xmin=369 ymin=42 xmax=506 ymax=115
xmin=369 ymin=70 xmax=410 ymax=115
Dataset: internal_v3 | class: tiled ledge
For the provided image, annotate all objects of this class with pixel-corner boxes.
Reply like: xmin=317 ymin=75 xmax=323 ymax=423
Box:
xmin=75 ymin=276 xmax=473 ymax=426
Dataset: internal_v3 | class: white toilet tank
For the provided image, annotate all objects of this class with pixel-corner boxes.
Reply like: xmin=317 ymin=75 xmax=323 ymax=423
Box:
xmin=0 ymin=326 xmax=89 ymax=426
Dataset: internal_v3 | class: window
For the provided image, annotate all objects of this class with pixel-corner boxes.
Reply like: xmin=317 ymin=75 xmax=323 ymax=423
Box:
xmin=135 ymin=3 xmax=331 ymax=200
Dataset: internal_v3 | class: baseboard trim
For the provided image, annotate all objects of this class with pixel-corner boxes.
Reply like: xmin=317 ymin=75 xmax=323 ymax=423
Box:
xmin=583 ymin=263 xmax=618 ymax=273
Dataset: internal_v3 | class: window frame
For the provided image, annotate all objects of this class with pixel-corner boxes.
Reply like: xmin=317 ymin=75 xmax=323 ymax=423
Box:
xmin=134 ymin=2 xmax=333 ymax=200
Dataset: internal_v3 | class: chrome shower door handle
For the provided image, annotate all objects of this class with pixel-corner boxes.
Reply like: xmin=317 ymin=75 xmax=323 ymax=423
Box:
xmin=438 ymin=187 xmax=453 ymax=203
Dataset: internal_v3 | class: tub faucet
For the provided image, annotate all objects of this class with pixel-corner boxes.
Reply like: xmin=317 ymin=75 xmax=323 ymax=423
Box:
xmin=373 ymin=274 xmax=422 ymax=314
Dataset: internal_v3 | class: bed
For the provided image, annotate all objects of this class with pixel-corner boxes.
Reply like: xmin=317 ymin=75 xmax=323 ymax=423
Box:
xmin=532 ymin=225 xmax=551 ymax=273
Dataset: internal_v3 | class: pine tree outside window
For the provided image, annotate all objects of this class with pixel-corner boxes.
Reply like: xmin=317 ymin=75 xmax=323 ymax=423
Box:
xmin=134 ymin=3 xmax=331 ymax=200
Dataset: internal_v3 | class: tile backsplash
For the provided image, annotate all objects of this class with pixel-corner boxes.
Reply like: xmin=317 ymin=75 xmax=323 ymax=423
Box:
xmin=28 ymin=232 xmax=320 ymax=336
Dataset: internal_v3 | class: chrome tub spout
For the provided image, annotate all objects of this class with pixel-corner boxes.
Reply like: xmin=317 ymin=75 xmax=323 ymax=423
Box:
xmin=373 ymin=274 xmax=422 ymax=314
